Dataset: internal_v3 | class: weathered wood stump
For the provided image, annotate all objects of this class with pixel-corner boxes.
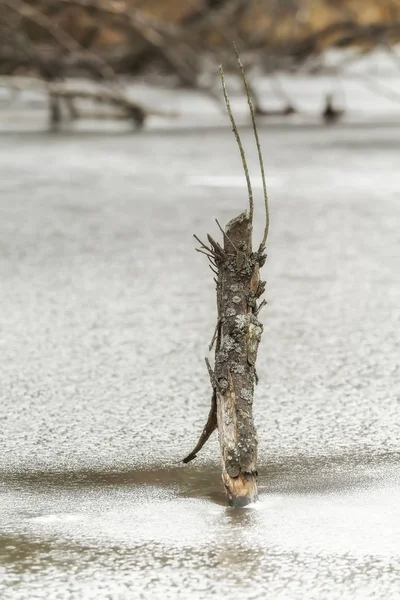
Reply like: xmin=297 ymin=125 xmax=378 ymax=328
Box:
xmin=214 ymin=212 xmax=265 ymax=505
xmin=183 ymin=45 xmax=269 ymax=507
xmin=184 ymin=213 xmax=266 ymax=507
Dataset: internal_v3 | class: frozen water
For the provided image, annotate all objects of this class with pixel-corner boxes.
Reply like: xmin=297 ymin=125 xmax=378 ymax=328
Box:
xmin=0 ymin=73 xmax=399 ymax=598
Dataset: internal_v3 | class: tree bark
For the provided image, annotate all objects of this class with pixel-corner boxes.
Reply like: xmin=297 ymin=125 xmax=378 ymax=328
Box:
xmin=184 ymin=211 xmax=266 ymax=507
xmin=214 ymin=212 xmax=264 ymax=506
xmin=183 ymin=45 xmax=268 ymax=508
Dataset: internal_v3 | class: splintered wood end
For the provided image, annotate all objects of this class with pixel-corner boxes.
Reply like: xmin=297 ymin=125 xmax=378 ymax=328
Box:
xmin=222 ymin=471 xmax=258 ymax=507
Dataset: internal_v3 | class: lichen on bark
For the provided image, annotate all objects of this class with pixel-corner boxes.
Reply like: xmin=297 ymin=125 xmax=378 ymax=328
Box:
xmin=183 ymin=212 xmax=267 ymax=505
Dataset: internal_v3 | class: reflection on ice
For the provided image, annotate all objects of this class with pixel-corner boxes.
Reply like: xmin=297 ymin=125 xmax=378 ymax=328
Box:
xmin=1 ymin=464 xmax=400 ymax=598
xmin=4 ymin=461 xmax=400 ymax=559
xmin=27 ymin=514 xmax=84 ymax=524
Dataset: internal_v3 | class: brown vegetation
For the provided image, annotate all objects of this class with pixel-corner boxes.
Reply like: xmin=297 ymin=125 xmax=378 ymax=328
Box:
xmin=0 ymin=1 xmax=399 ymax=127
xmin=2 ymin=0 xmax=400 ymax=77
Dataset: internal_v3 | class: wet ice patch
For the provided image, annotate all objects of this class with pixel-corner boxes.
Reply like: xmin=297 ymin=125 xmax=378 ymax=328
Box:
xmin=27 ymin=513 xmax=84 ymax=524
xmin=240 ymin=500 xmax=263 ymax=511
xmin=9 ymin=486 xmax=223 ymax=549
xmin=256 ymin=483 xmax=400 ymax=557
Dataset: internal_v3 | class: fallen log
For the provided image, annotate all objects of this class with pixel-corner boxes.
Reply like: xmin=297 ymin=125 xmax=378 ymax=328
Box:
xmin=0 ymin=76 xmax=175 ymax=128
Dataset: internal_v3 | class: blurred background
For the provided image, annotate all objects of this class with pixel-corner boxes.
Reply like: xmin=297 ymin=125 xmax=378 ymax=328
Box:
xmin=1 ymin=0 xmax=400 ymax=127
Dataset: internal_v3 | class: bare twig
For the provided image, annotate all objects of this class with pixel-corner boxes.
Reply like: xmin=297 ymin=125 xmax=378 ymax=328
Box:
xmin=205 ymin=357 xmax=221 ymax=392
xmin=0 ymin=76 xmax=171 ymax=126
xmin=182 ymin=390 xmax=217 ymax=464
xmin=207 ymin=256 xmax=218 ymax=270
xmin=256 ymin=299 xmax=267 ymax=314
xmin=195 ymin=247 xmax=217 ymax=260
xmin=209 ymin=318 xmax=221 ymax=351
xmin=207 ymin=234 xmax=226 ymax=258
xmin=219 ymin=63 xmax=254 ymax=224
xmin=193 ymin=234 xmax=213 ymax=254
xmin=233 ymin=43 xmax=270 ymax=248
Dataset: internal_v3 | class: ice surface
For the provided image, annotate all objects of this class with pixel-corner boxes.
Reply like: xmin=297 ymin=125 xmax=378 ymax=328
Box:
xmin=0 ymin=73 xmax=399 ymax=598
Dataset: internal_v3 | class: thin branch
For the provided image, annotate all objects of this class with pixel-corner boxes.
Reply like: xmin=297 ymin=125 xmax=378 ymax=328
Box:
xmin=207 ymin=256 xmax=217 ymax=269
xmin=193 ymin=233 xmax=213 ymax=254
xmin=205 ymin=357 xmax=221 ymax=391
xmin=207 ymin=234 xmax=225 ymax=258
xmin=0 ymin=76 xmax=152 ymax=125
xmin=233 ymin=42 xmax=270 ymax=248
xmin=209 ymin=318 xmax=221 ymax=351
xmin=219 ymin=63 xmax=254 ymax=225
xmin=195 ymin=247 xmax=216 ymax=260
xmin=182 ymin=390 xmax=217 ymax=464
xmin=256 ymin=299 xmax=267 ymax=314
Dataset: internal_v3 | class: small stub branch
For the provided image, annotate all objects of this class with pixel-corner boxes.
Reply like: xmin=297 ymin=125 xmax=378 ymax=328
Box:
xmin=183 ymin=44 xmax=269 ymax=507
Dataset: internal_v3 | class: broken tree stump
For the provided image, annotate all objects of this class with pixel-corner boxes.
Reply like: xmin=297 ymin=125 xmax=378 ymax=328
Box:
xmin=183 ymin=45 xmax=270 ymax=508
xmin=214 ymin=212 xmax=266 ymax=505
xmin=183 ymin=211 xmax=267 ymax=507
